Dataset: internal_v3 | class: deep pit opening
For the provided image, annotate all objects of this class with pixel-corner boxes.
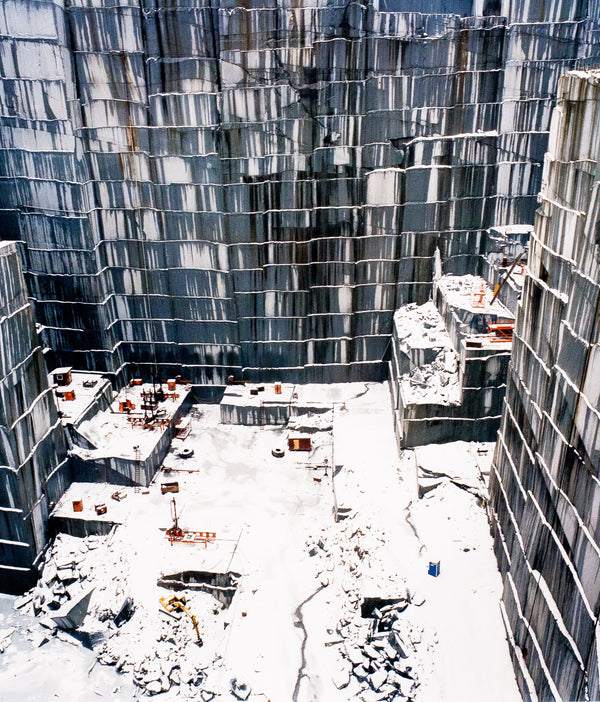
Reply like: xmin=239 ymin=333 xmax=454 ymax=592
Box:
xmin=361 ymin=597 xmax=406 ymax=631
xmin=158 ymin=570 xmax=240 ymax=609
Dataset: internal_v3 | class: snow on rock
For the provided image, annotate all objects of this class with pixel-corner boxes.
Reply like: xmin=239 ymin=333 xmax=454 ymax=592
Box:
xmin=288 ymin=410 xmax=334 ymax=432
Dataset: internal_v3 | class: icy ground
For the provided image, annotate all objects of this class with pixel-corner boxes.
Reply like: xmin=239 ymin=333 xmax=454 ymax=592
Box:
xmin=0 ymin=382 xmax=520 ymax=701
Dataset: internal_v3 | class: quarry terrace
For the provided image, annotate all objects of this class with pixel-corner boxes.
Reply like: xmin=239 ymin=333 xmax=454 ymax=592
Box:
xmin=1 ymin=2 xmax=599 ymax=701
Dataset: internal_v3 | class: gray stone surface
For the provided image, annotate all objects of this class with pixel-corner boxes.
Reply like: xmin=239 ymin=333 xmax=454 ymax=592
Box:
xmin=0 ymin=242 xmax=69 ymax=593
xmin=0 ymin=1 xmax=598 ymax=385
xmin=490 ymin=70 xmax=600 ymax=702
xmin=389 ymin=276 xmax=513 ymax=447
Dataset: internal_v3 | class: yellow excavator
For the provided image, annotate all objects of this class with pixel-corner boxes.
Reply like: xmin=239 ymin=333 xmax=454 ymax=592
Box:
xmin=159 ymin=594 xmax=202 ymax=646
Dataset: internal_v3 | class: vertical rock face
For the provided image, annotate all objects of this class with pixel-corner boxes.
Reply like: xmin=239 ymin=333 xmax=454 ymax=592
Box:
xmin=490 ymin=70 xmax=600 ymax=702
xmin=0 ymin=1 xmax=599 ymax=384
xmin=0 ymin=242 xmax=68 ymax=593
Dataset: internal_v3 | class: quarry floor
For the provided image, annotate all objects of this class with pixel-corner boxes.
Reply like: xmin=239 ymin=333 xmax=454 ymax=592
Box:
xmin=0 ymin=382 xmax=520 ymax=702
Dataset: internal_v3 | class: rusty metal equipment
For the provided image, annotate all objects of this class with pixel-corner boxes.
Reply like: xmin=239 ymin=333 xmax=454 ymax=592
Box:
xmin=95 ymin=503 xmax=107 ymax=515
xmin=288 ymin=436 xmax=312 ymax=451
xmin=490 ymin=251 xmax=528 ymax=305
xmin=488 ymin=322 xmax=514 ymax=342
xmin=227 ymin=375 xmax=246 ymax=385
xmin=166 ymin=497 xmax=182 ymax=538
xmin=111 ymin=491 xmax=127 ymax=501
xmin=471 ymin=280 xmax=487 ymax=308
xmin=159 ymin=595 xmax=202 ymax=645
xmin=166 ymin=530 xmax=216 ymax=547
xmin=127 ymin=415 xmax=170 ymax=431
xmin=161 ymin=481 xmax=179 ymax=494
xmin=141 ymin=390 xmax=158 ymax=412
xmin=72 ymin=499 xmax=83 ymax=512
xmin=165 ymin=498 xmax=216 ymax=547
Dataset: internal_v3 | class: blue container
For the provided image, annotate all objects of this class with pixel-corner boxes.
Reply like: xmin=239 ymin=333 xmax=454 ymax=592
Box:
xmin=428 ymin=561 xmax=440 ymax=577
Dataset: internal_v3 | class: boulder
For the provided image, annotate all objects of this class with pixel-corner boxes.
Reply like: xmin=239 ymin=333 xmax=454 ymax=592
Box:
xmin=398 ymin=677 xmax=414 ymax=698
xmin=50 ymin=587 xmax=95 ymax=630
xmin=231 ymin=678 xmax=251 ymax=700
xmin=345 ymin=645 xmax=366 ymax=667
xmin=388 ymin=631 xmax=408 ymax=658
xmin=13 ymin=592 xmax=33 ymax=610
xmin=145 ymin=680 xmax=162 ymax=695
xmin=369 ymin=668 xmax=387 ymax=692
xmin=333 ymin=668 xmax=351 ymax=689
xmin=382 ymin=642 xmax=398 ymax=660
xmin=363 ymin=644 xmax=380 ymax=660
xmin=353 ymin=664 xmax=369 ymax=681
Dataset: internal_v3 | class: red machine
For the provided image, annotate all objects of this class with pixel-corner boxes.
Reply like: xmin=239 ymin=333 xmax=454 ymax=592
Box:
xmin=165 ymin=498 xmax=216 ymax=547
xmin=488 ymin=322 xmax=514 ymax=342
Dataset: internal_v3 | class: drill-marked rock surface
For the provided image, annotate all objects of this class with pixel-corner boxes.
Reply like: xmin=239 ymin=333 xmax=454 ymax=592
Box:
xmin=0 ymin=242 xmax=69 ymax=592
xmin=0 ymin=2 xmax=598 ymax=385
xmin=490 ymin=70 xmax=600 ymax=702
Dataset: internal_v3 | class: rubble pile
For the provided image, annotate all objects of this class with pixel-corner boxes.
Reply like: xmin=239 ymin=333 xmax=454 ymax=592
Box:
xmin=392 ymin=302 xmax=460 ymax=405
xmin=307 ymin=514 xmax=432 ymax=701
xmin=100 ymin=587 xmax=228 ymax=697
xmin=338 ymin=600 xmax=425 ymax=701
xmin=404 ymin=349 xmax=458 ymax=401
xmin=14 ymin=532 xmax=228 ymax=697
xmin=99 ymin=633 xmax=208 ymax=696
xmin=393 ymin=303 xmax=448 ymax=347
xmin=306 ymin=516 xmax=380 ymax=588
xmin=14 ymin=534 xmax=114 ymax=620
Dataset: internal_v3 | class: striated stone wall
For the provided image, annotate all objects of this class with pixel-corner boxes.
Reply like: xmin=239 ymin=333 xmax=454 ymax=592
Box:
xmin=0 ymin=1 xmax=599 ymax=385
xmin=0 ymin=241 xmax=68 ymax=593
xmin=490 ymin=70 xmax=600 ymax=702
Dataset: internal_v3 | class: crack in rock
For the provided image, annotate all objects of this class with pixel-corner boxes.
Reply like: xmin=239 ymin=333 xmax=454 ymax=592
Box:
xmin=291 ymin=584 xmax=327 ymax=702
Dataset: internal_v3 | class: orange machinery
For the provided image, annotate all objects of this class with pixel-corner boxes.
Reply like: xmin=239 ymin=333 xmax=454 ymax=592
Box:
xmin=159 ymin=595 xmax=202 ymax=645
xmin=488 ymin=322 xmax=514 ymax=342
xmin=165 ymin=498 xmax=216 ymax=547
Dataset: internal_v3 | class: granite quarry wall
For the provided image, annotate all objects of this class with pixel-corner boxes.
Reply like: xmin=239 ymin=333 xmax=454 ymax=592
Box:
xmin=2 ymin=8 xmax=600 ymax=662
xmin=490 ymin=70 xmax=600 ymax=702
xmin=0 ymin=0 xmax=599 ymax=385
xmin=0 ymin=241 xmax=69 ymax=593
